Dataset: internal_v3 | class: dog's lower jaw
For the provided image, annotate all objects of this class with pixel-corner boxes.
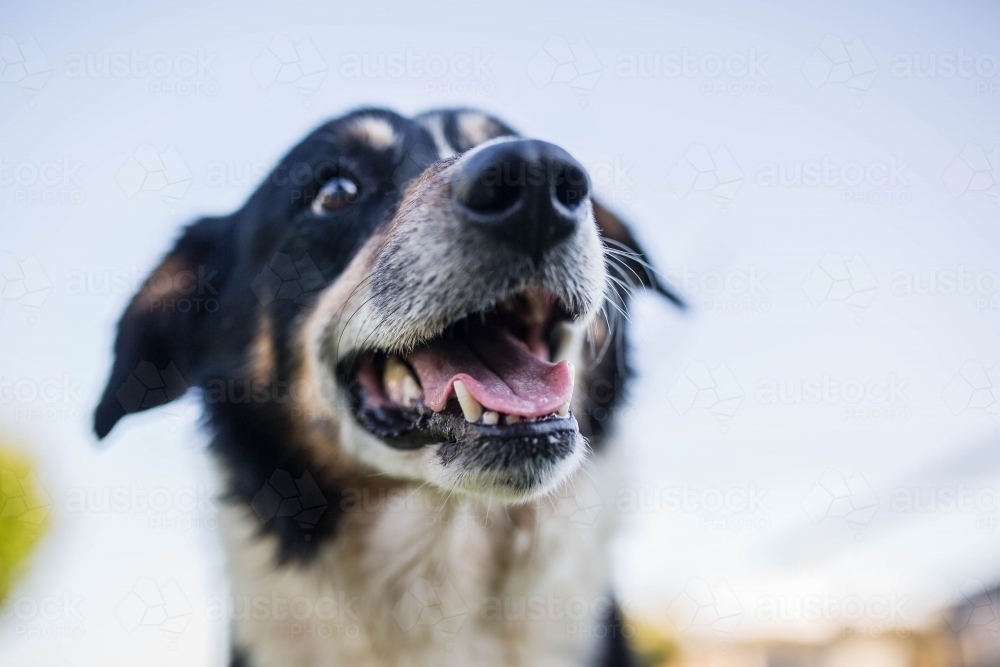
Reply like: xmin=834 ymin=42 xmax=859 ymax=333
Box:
xmin=335 ymin=400 xmax=588 ymax=504
xmin=220 ymin=454 xmax=620 ymax=667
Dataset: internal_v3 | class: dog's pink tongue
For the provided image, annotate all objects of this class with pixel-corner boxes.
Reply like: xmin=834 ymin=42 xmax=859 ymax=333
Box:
xmin=407 ymin=328 xmax=573 ymax=418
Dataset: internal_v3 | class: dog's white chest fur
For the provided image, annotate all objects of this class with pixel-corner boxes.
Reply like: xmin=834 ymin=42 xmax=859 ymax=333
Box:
xmin=221 ymin=461 xmax=617 ymax=667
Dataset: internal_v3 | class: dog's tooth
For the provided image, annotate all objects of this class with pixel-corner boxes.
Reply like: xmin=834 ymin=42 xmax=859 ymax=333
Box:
xmin=482 ymin=411 xmax=499 ymax=425
xmin=558 ymin=402 xmax=570 ymax=417
xmin=506 ymin=414 xmax=522 ymax=424
xmin=384 ymin=356 xmax=422 ymax=407
xmin=401 ymin=375 xmax=423 ymax=407
xmin=453 ymin=381 xmax=482 ymax=422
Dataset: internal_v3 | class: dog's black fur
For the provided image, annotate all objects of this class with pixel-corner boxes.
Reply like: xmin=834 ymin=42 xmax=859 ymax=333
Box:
xmin=95 ymin=107 xmax=680 ymax=667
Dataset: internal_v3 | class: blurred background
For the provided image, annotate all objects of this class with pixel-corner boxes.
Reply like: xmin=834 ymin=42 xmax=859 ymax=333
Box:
xmin=1 ymin=0 xmax=998 ymax=665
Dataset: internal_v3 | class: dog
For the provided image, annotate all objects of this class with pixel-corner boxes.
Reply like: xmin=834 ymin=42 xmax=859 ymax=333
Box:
xmin=94 ymin=107 xmax=681 ymax=667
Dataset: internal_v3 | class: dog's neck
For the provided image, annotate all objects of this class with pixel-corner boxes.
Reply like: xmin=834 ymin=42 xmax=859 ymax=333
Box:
xmin=219 ymin=455 xmax=620 ymax=667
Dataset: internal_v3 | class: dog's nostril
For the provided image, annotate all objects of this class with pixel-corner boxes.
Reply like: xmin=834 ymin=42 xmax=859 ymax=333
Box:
xmin=459 ymin=172 xmax=523 ymax=215
xmin=553 ymin=164 xmax=588 ymax=210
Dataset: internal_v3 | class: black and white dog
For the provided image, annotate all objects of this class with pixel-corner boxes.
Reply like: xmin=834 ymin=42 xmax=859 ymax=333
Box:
xmin=95 ymin=108 xmax=680 ymax=667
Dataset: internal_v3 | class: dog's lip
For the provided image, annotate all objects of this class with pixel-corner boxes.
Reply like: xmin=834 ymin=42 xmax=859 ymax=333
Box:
xmin=354 ymin=400 xmax=578 ymax=451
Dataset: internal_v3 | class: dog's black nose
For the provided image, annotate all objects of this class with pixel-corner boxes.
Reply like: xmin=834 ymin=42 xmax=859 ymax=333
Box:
xmin=452 ymin=140 xmax=590 ymax=261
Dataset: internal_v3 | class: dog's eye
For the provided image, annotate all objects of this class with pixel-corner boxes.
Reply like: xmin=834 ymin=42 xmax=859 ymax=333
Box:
xmin=312 ymin=176 xmax=360 ymax=214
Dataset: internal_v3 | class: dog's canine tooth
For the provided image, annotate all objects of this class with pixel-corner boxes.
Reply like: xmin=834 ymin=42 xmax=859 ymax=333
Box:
xmin=505 ymin=414 xmax=522 ymax=424
xmin=558 ymin=402 xmax=570 ymax=417
xmin=453 ymin=381 xmax=482 ymax=422
xmin=482 ymin=411 xmax=499 ymax=425
xmin=401 ymin=375 xmax=422 ymax=406
xmin=384 ymin=356 xmax=422 ymax=407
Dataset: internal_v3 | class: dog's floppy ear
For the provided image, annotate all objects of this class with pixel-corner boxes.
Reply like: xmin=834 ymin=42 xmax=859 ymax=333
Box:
xmin=94 ymin=217 xmax=230 ymax=439
xmin=592 ymin=201 xmax=684 ymax=307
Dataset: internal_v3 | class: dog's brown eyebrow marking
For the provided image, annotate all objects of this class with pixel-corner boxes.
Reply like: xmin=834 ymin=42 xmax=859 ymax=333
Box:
xmin=344 ymin=116 xmax=397 ymax=150
xmin=456 ymin=111 xmax=501 ymax=148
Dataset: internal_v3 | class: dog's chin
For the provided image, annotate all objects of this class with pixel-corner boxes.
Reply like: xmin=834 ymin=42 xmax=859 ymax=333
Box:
xmin=431 ymin=432 xmax=587 ymax=503
xmin=335 ymin=396 xmax=586 ymax=502
xmin=411 ymin=414 xmax=586 ymax=502
xmin=341 ymin=413 xmax=586 ymax=503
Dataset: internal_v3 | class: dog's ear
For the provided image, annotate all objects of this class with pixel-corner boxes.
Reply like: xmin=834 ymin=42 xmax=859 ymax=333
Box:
xmin=94 ymin=217 xmax=230 ymax=439
xmin=592 ymin=201 xmax=684 ymax=307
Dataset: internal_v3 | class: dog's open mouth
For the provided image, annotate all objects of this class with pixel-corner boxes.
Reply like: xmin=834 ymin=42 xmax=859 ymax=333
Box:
xmin=338 ymin=286 xmax=580 ymax=451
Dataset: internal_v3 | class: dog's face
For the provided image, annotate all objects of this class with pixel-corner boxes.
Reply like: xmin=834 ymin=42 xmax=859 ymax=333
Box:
xmin=95 ymin=108 xmax=675 ymax=506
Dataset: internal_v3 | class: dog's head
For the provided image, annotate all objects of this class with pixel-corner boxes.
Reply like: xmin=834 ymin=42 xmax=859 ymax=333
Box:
xmin=95 ymin=108 xmax=679 ymax=504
